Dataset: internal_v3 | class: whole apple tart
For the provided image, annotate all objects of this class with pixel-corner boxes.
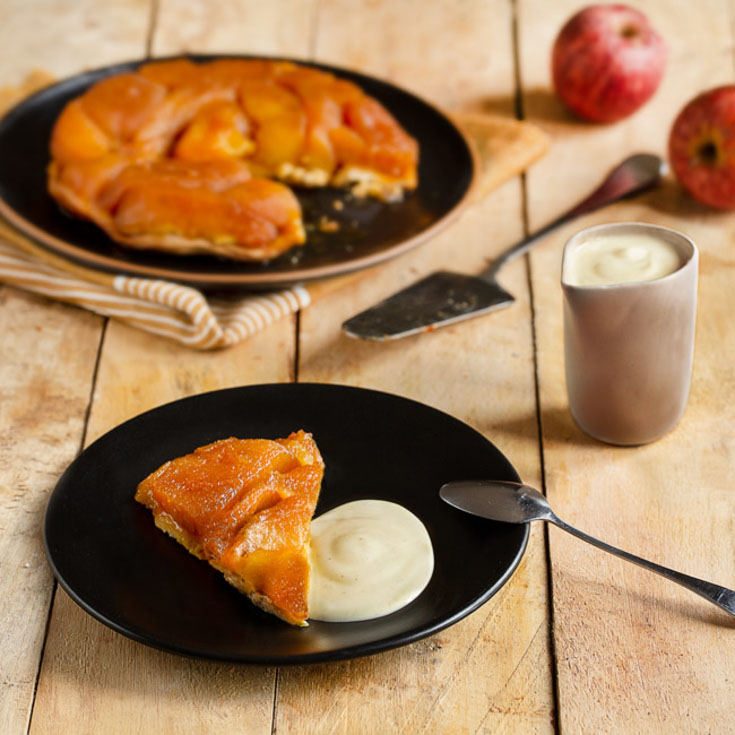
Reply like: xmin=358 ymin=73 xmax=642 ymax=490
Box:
xmin=47 ymin=59 xmax=419 ymax=261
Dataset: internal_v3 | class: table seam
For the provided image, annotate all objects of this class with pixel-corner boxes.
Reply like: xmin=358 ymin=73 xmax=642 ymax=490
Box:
xmin=510 ymin=0 xmax=561 ymax=732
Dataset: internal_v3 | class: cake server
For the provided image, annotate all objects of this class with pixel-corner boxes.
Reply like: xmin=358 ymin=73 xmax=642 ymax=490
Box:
xmin=440 ymin=480 xmax=735 ymax=616
xmin=342 ymin=153 xmax=666 ymax=341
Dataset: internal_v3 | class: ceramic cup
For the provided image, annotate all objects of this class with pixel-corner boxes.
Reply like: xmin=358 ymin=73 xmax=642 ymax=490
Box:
xmin=562 ymin=222 xmax=698 ymax=446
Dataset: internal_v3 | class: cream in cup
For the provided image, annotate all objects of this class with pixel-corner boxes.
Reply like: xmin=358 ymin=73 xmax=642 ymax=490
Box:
xmin=562 ymin=222 xmax=698 ymax=445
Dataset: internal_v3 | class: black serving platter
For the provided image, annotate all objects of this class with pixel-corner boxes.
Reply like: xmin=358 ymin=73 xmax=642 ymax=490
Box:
xmin=0 ymin=56 xmax=475 ymax=289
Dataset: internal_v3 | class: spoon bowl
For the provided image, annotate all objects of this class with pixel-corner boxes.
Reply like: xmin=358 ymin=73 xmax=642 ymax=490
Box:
xmin=440 ymin=480 xmax=554 ymax=524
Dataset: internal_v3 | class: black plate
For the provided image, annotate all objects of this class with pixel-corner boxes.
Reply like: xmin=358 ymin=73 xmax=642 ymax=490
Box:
xmin=44 ymin=384 xmax=527 ymax=664
xmin=0 ymin=55 xmax=475 ymax=289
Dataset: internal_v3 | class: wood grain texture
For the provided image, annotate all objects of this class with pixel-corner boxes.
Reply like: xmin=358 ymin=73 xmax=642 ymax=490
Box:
xmin=275 ymin=1 xmax=555 ymax=732
xmin=0 ymin=293 xmax=101 ymax=735
xmin=519 ymin=0 xmax=735 ymax=732
xmin=152 ymin=0 xmax=316 ymax=57
xmin=0 ymin=3 xmax=152 ymax=733
xmin=312 ymin=0 xmax=518 ymax=115
xmin=0 ymin=0 xmax=153 ymax=85
xmin=27 ymin=2 xmax=316 ymax=734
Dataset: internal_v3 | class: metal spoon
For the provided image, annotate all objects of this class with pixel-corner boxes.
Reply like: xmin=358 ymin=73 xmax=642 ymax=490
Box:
xmin=440 ymin=480 xmax=735 ymax=616
xmin=343 ymin=153 xmax=667 ymax=340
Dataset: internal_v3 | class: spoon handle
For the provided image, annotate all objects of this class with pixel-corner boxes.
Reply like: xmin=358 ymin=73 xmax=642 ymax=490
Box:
xmin=480 ymin=152 xmax=665 ymax=281
xmin=549 ymin=515 xmax=735 ymax=616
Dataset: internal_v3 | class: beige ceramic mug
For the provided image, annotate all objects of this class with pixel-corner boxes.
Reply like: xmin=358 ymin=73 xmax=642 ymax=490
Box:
xmin=562 ymin=222 xmax=698 ymax=445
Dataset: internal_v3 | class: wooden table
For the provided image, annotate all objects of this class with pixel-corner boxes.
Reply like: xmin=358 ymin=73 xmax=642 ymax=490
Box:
xmin=2 ymin=1 xmax=734 ymax=733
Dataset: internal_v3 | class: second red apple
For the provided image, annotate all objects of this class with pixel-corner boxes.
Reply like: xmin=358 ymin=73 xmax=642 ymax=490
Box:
xmin=669 ymin=86 xmax=735 ymax=210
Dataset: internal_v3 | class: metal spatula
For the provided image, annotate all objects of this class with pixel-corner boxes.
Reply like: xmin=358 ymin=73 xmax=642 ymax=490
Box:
xmin=342 ymin=153 xmax=666 ymax=341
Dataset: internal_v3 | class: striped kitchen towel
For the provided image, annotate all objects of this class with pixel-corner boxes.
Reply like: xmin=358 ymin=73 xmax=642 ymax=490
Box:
xmin=0 ymin=222 xmax=310 ymax=349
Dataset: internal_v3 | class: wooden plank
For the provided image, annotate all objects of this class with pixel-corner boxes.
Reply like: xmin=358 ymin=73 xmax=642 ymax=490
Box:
xmin=311 ymin=0 xmax=518 ymax=115
xmin=275 ymin=1 xmax=555 ymax=732
xmin=151 ymin=0 xmax=316 ymax=57
xmin=0 ymin=3 xmax=153 ymax=733
xmin=518 ymin=0 xmax=735 ymax=732
xmin=0 ymin=294 xmax=101 ymax=735
xmin=28 ymin=2 xmax=317 ymax=734
xmin=0 ymin=0 xmax=153 ymax=84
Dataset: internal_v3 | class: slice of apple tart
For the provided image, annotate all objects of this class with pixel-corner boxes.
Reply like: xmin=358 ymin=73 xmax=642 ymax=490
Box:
xmin=135 ymin=431 xmax=324 ymax=626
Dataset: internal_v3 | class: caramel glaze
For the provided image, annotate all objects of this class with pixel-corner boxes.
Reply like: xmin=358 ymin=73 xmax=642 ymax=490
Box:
xmin=48 ymin=59 xmax=419 ymax=261
xmin=135 ymin=432 xmax=324 ymax=626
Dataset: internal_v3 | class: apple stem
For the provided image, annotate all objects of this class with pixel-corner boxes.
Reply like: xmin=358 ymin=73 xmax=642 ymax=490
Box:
xmin=619 ymin=24 xmax=640 ymax=40
xmin=697 ymin=141 xmax=719 ymax=166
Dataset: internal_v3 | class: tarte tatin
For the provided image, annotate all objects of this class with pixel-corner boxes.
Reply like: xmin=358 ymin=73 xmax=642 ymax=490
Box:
xmin=135 ymin=431 xmax=324 ymax=626
xmin=47 ymin=59 xmax=419 ymax=261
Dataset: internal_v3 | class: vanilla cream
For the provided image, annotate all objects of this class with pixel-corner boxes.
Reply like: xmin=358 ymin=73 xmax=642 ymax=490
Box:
xmin=564 ymin=231 xmax=682 ymax=287
xmin=308 ymin=500 xmax=434 ymax=622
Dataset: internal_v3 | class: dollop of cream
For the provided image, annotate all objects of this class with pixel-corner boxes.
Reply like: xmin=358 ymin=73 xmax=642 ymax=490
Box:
xmin=308 ymin=500 xmax=434 ymax=622
xmin=564 ymin=232 xmax=682 ymax=287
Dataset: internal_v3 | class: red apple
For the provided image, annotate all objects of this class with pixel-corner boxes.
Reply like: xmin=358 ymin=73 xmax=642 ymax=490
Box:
xmin=668 ymin=86 xmax=735 ymax=210
xmin=552 ymin=4 xmax=667 ymax=123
